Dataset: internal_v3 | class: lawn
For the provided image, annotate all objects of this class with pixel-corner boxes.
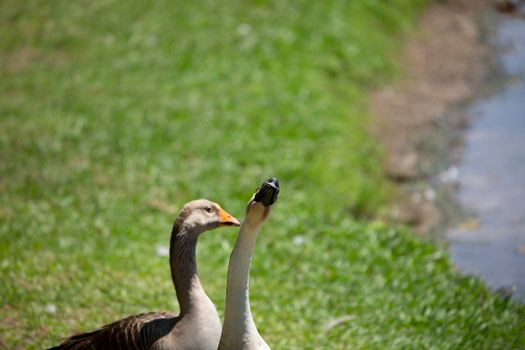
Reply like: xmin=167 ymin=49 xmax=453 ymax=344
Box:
xmin=1 ymin=0 xmax=524 ymax=349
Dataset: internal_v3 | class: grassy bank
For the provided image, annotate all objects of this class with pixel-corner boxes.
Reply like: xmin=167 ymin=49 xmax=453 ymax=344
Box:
xmin=1 ymin=0 xmax=523 ymax=349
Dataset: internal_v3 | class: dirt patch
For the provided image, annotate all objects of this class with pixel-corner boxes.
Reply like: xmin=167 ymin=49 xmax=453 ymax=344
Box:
xmin=0 ymin=304 xmax=26 ymax=350
xmin=1 ymin=45 xmax=69 ymax=75
xmin=370 ymin=0 xmax=492 ymax=234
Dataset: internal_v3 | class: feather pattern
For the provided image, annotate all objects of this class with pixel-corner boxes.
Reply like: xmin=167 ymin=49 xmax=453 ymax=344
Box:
xmin=48 ymin=312 xmax=178 ymax=350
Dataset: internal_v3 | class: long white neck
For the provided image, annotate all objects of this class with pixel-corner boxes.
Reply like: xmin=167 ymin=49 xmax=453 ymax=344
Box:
xmin=219 ymin=220 xmax=263 ymax=349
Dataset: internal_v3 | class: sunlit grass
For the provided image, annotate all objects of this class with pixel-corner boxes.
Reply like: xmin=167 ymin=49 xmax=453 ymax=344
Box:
xmin=1 ymin=1 xmax=524 ymax=349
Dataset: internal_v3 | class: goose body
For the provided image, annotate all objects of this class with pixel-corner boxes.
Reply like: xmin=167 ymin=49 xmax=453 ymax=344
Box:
xmin=219 ymin=178 xmax=279 ymax=350
xmin=49 ymin=199 xmax=240 ymax=350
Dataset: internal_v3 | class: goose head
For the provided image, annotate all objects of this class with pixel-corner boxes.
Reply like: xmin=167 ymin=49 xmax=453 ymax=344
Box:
xmin=177 ymin=199 xmax=241 ymax=234
xmin=244 ymin=177 xmax=280 ymax=227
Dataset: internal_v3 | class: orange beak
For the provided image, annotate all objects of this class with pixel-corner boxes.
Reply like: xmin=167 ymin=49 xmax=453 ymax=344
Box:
xmin=219 ymin=207 xmax=241 ymax=227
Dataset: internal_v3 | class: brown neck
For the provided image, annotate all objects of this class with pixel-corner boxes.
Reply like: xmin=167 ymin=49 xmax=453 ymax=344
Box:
xmin=169 ymin=219 xmax=202 ymax=315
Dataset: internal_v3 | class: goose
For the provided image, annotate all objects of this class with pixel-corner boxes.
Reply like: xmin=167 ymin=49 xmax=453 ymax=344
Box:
xmin=48 ymin=199 xmax=240 ymax=350
xmin=219 ymin=177 xmax=279 ymax=350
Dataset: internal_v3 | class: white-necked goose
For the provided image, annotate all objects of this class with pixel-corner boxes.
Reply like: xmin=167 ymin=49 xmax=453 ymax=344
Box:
xmin=48 ymin=199 xmax=240 ymax=350
xmin=219 ymin=177 xmax=279 ymax=350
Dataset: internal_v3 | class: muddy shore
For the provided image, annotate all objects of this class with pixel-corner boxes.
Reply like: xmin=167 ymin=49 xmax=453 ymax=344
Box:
xmin=370 ymin=0 xmax=493 ymax=235
xmin=371 ymin=0 xmax=525 ymax=299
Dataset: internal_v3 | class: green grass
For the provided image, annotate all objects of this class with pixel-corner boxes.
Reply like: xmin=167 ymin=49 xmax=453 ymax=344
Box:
xmin=0 ymin=0 xmax=524 ymax=349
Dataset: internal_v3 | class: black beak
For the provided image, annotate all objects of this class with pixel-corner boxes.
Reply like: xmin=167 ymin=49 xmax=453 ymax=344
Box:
xmin=253 ymin=177 xmax=280 ymax=207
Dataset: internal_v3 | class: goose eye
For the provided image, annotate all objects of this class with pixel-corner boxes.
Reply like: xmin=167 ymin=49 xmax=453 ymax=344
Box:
xmin=205 ymin=206 xmax=213 ymax=213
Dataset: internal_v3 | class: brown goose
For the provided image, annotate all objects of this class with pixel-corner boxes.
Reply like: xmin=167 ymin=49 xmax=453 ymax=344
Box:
xmin=219 ymin=178 xmax=279 ymax=350
xmin=48 ymin=199 xmax=240 ymax=350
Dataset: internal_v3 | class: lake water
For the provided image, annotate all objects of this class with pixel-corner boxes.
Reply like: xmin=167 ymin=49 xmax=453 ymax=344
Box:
xmin=447 ymin=15 xmax=525 ymax=301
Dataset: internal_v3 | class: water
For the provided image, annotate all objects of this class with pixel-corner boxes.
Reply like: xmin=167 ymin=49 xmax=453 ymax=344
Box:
xmin=447 ymin=15 xmax=525 ymax=301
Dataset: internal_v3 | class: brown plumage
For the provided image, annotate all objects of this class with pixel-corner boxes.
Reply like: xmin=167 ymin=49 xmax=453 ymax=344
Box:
xmin=47 ymin=312 xmax=177 ymax=350
xmin=48 ymin=199 xmax=240 ymax=350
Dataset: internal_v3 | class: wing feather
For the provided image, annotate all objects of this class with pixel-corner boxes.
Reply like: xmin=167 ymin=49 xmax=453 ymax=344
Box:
xmin=47 ymin=312 xmax=178 ymax=350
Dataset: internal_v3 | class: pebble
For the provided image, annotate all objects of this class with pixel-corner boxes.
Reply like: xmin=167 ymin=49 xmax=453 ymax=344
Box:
xmin=156 ymin=245 xmax=170 ymax=257
xmin=45 ymin=303 xmax=57 ymax=314
xmin=293 ymin=235 xmax=306 ymax=246
xmin=439 ymin=166 xmax=459 ymax=184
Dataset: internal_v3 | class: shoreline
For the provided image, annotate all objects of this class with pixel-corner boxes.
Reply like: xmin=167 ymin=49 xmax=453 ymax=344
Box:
xmin=371 ymin=0 xmax=525 ymax=300
xmin=370 ymin=0 xmax=495 ymax=236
